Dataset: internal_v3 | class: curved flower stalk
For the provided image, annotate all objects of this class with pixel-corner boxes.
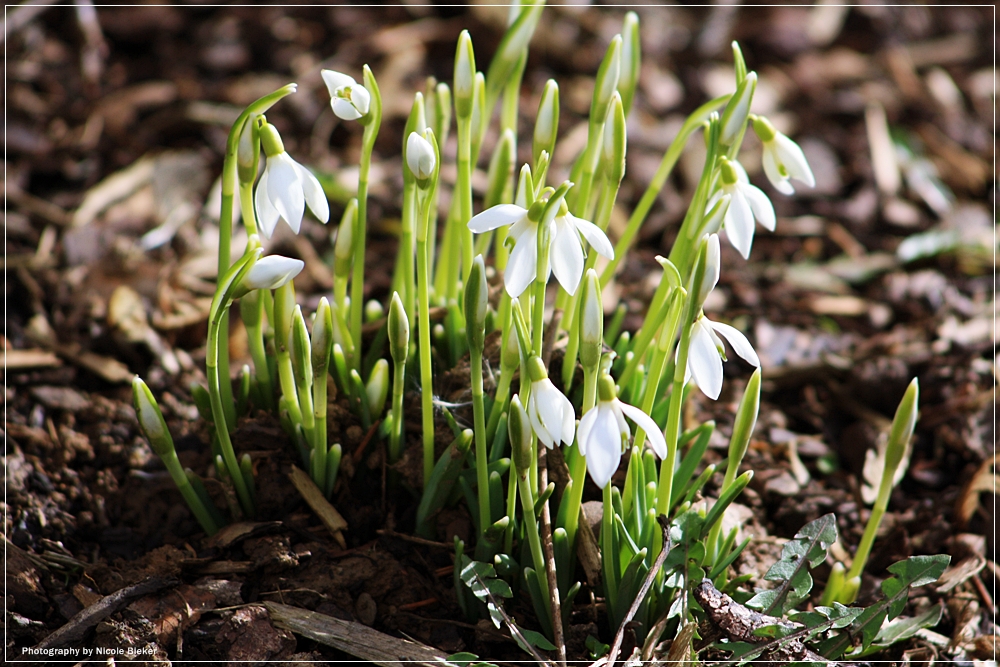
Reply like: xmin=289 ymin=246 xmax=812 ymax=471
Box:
xmin=467 ymin=193 xmax=613 ymax=297
xmin=684 ymin=234 xmax=760 ymax=400
xmin=254 ymin=121 xmax=329 ymax=239
xmin=709 ymin=156 xmax=775 ymax=259
xmin=752 ymin=115 xmax=815 ymax=195
xmin=321 ymin=70 xmax=371 ymax=121
xmin=524 ymin=356 xmax=575 ymax=450
xmin=578 ymin=374 xmax=667 ymax=489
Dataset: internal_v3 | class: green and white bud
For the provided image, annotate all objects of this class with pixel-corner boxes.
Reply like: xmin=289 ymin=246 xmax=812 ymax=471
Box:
xmin=432 ymin=82 xmax=452 ymax=147
xmin=454 ymin=30 xmax=477 ymax=120
xmin=885 ymin=378 xmax=919 ymax=482
xmin=388 ymin=292 xmax=409 ymax=365
xmin=334 ymin=199 xmax=357 ymax=280
xmin=465 ymin=255 xmax=488 ymax=353
xmin=133 ymin=376 xmax=172 ymax=456
xmin=601 ymin=92 xmax=627 ymax=186
xmin=532 ymin=80 xmax=560 ymax=169
xmin=732 ymin=41 xmax=748 ymax=86
xmin=272 ymin=281 xmax=296 ymax=354
xmin=579 ymin=269 xmax=604 ymax=371
xmin=290 ymin=305 xmax=313 ymax=389
xmin=258 ymin=120 xmax=285 ymax=158
xmin=312 ymin=297 xmax=333 ymax=372
xmin=719 ymin=71 xmax=756 ymax=147
xmin=406 ymin=131 xmax=437 ymax=185
xmin=618 ymin=12 xmax=641 ymax=116
xmin=366 ymin=359 xmax=390 ymax=419
xmin=485 ymin=129 xmax=515 ymax=209
xmin=726 ymin=368 xmax=761 ymax=483
xmin=471 ymin=72 xmax=487 ymax=155
xmin=364 ymin=299 xmax=383 ymax=323
xmin=591 ymin=34 xmax=622 ymax=125
xmin=508 ymin=394 xmax=533 ymax=474
xmin=237 ymin=114 xmax=260 ymax=185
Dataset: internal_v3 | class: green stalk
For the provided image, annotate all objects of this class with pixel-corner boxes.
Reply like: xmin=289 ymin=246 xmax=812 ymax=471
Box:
xmin=600 ymin=95 xmax=728 ymax=287
xmin=416 ymin=190 xmax=435 ymax=486
xmin=456 ymin=115 xmax=474 ymax=293
xmin=471 ymin=346 xmax=492 ymax=558
xmin=350 ymin=67 xmax=382 ymax=372
xmin=517 ymin=463 xmax=551 ymax=618
xmin=602 ymin=482 xmax=618 ymax=610
xmin=389 ymin=357 xmax=406 ymax=462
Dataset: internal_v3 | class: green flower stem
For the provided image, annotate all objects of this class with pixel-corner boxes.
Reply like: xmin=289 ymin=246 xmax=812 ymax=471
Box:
xmin=312 ymin=371 xmax=329 ymax=494
xmin=433 ymin=198 xmax=458 ymax=302
xmin=602 ymin=481 xmax=618 ymax=611
xmin=163 ymin=449 xmax=220 ymax=535
xmin=208 ymin=304 xmax=255 ymax=517
xmin=617 ymin=277 xmax=674 ymax=392
xmin=238 ymin=180 xmax=258 ymax=238
xmin=416 ymin=189 xmax=436 ymax=486
xmin=399 ymin=183 xmax=416 ymax=323
xmin=669 ymin=119 xmax=722 ymax=280
xmin=470 ymin=346 xmax=492 ymax=559
xmin=350 ymin=67 xmax=382 ymax=373
xmin=457 ymin=116 xmax=474 ymax=292
xmin=633 ymin=290 xmax=684 ymax=454
xmin=485 ymin=362 xmax=512 ymax=444
xmin=559 ymin=363 xmax=598 ymax=557
xmin=389 ymin=356 xmax=406 ymax=463
xmin=517 ymin=463 xmax=552 ymax=620
xmin=244 ymin=314 xmax=274 ymax=412
xmin=600 ymin=95 xmax=728 ymax=287
xmin=654 ymin=322 xmax=692 ymax=522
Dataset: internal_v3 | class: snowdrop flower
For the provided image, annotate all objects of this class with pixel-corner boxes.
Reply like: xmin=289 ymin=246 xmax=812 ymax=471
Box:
xmin=405 ymin=131 xmax=436 ymax=183
xmin=684 ymin=233 xmax=759 ymax=400
xmin=321 ymin=70 xmax=371 ymax=121
xmin=752 ymin=115 xmax=815 ymax=196
xmin=242 ymin=255 xmax=304 ymax=292
xmin=578 ymin=374 xmax=667 ymax=488
xmin=709 ymin=156 xmax=775 ymax=260
xmin=524 ymin=356 xmax=575 ymax=449
xmin=255 ymin=122 xmax=329 ymax=239
xmin=467 ymin=190 xmax=613 ymax=297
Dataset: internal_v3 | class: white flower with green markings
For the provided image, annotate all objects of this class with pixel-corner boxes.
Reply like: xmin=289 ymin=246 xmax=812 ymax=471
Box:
xmin=709 ymin=156 xmax=775 ymax=260
xmin=578 ymin=375 xmax=667 ymax=488
xmin=752 ymin=115 xmax=815 ymax=195
xmin=321 ymin=70 xmax=371 ymax=121
xmin=524 ymin=356 xmax=575 ymax=450
xmin=255 ymin=122 xmax=329 ymax=238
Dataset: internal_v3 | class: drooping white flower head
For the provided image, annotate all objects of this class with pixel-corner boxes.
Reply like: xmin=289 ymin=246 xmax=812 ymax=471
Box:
xmin=405 ymin=131 xmax=436 ymax=182
xmin=254 ymin=122 xmax=330 ymax=239
xmin=321 ymin=70 xmax=371 ymax=121
xmin=577 ymin=375 xmax=667 ymax=488
xmin=709 ymin=157 xmax=775 ymax=260
xmin=753 ymin=115 xmax=815 ymax=196
xmin=524 ymin=356 xmax=575 ymax=449
xmin=686 ymin=317 xmax=760 ymax=401
xmin=242 ymin=255 xmax=304 ymax=292
xmin=467 ymin=187 xmax=614 ymax=297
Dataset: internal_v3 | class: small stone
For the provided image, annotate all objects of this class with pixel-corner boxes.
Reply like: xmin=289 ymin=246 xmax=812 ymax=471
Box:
xmin=355 ymin=592 xmax=377 ymax=626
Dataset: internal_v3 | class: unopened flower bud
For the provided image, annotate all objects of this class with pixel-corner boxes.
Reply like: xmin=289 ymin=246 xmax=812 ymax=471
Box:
xmin=312 ymin=297 xmax=333 ymax=372
xmin=886 ymin=378 xmax=919 ymax=476
xmin=533 ymin=80 xmax=560 ymax=169
xmin=591 ymin=34 xmax=622 ymax=123
xmin=388 ymin=292 xmax=409 ymax=365
xmin=237 ymin=114 xmax=260 ymax=184
xmin=133 ymin=377 xmax=173 ymax=456
xmin=240 ymin=255 xmax=304 ymax=294
xmin=334 ymin=199 xmax=357 ymax=280
xmin=485 ymin=129 xmax=515 ymax=209
xmin=465 ymin=255 xmax=488 ymax=353
xmin=602 ymin=92 xmax=627 ymax=185
xmin=406 ymin=131 xmax=436 ymax=185
xmin=454 ymin=31 xmax=476 ymax=120
xmin=508 ymin=394 xmax=533 ymax=473
xmin=579 ymin=269 xmax=604 ymax=371
xmin=618 ymin=12 xmax=641 ymax=115
xmin=366 ymin=359 xmax=390 ymax=419
xmin=290 ymin=306 xmax=313 ymax=388
xmin=272 ymin=281 xmax=296 ymax=353
xmin=364 ymin=299 xmax=383 ymax=323
xmin=719 ymin=71 xmax=756 ymax=147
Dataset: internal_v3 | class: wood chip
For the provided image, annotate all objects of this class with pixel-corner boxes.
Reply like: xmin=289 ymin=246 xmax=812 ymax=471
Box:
xmin=288 ymin=466 xmax=347 ymax=548
xmin=810 ymin=295 xmax=869 ymax=316
xmin=29 ymin=386 xmax=90 ymax=412
xmin=265 ymin=601 xmax=448 ymax=667
xmin=3 ymin=349 xmax=61 ymax=370
xmin=865 ymin=101 xmax=901 ymax=195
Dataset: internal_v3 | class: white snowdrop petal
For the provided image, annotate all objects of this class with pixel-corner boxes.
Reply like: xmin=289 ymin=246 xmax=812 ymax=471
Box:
xmin=577 ymin=407 xmax=598 ymax=457
xmin=297 ymin=163 xmax=330 ymax=223
xmin=689 ymin=319 xmax=723 ymax=400
xmin=619 ymin=402 xmax=667 ymax=460
xmin=255 ymin=170 xmax=280 ymax=239
xmin=468 ymin=204 xmax=528 ymax=233
xmin=551 ymin=218 xmax=585 ymax=296
xmin=740 ymin=182 xmax=776 ymax=232
xmin=558 ymin=392 xmax=576 ymax=446
xmin=775 ymin=134 xmax=815 ymax=187
xmin=504 ymin=231 xmax=537 ymax=297
xmin=321 ymin=70 xmax=356 ymax=95
xmin=244 ymin=256 xmax=304 ymax=290
xmin=724 ymin=186 xmax=754 ymax=260
xmin=269 ymin=157 xmax=305 ymax=234
xmin=710 ymin=321 xmax=760 ymax=367
xmin=762 ymin=146 xmax=795 ymax=195
xmin=332 ymin=97 xmax=362 ymax=121
xmin=350 ymin=85 xmax=371 ymax=117
xmin=586 ymin=407 xmax=623 ymax=488
xmin=571 ymin=215 xmax=615 ymax=259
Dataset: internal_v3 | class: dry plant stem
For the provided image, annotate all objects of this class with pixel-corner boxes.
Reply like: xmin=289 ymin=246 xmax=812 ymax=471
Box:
xmin=607 ymin=515 xmax=671 ymax=667
xmin=538 ymin=454 xmax=566 ymax=666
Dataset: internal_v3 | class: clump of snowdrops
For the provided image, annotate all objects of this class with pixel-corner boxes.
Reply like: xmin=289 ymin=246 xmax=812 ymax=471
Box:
xmin=133 ymin=6 xmax=943 ymax=663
